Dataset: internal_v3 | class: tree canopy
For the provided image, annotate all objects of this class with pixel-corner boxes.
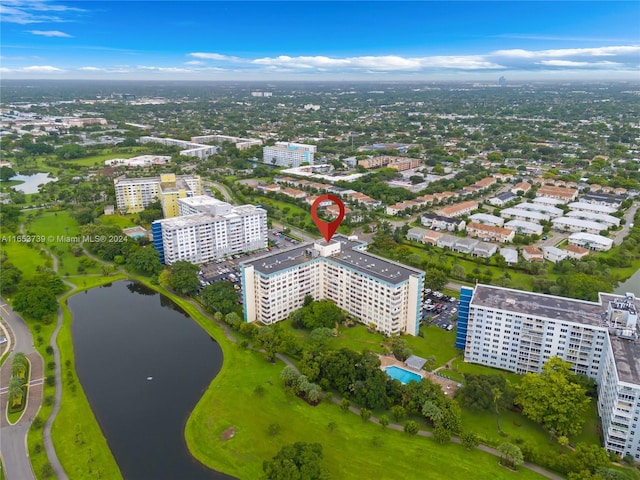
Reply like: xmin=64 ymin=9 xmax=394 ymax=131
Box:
xmin=516 ymin=357 xmax=590 ymax=437
xmin=262 ymin=442 xmax=328 ymax=480
xmin=201 ymin=281 xmax=238 ymax=315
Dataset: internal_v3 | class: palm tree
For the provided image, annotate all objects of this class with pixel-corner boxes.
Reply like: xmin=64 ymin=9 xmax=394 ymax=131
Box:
xmin=493 ymin=387 xmax=503 ymax=434
xmin=8 ymin=377 xmax=26 ymax=406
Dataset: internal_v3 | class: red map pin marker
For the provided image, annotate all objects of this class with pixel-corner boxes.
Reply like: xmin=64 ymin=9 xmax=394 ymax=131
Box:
xmin=311 ymin=194 xmax=345 ymax=243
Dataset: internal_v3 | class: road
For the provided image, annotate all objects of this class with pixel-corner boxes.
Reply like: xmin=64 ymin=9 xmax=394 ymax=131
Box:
xmin=614 ymin=202 xmax=638 ymax=246
xmin=204 ymin=181 xmax=235 ymax=204
xmin=0 ymin=297 xmax=39 ymax=480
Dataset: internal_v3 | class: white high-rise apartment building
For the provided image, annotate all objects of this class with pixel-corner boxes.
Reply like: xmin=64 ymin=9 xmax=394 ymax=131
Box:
xmin=241 ymin=237 xmax=424 ymax=336
xmin=456 ymin=284 xmax=640 ymax=459
xmin=263 ymin=142 xmax=316 ymax=167
xmin=152 ymin=196 xmax=267 ymax=264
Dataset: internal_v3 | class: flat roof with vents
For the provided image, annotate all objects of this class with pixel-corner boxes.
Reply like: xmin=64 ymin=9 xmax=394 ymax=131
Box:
xmin=243 ymin=235 xmax=422 ymax=284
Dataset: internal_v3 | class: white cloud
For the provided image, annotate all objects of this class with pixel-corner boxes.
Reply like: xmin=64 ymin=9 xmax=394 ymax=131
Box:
xmin=185 ymin=60 xmax=205 ymax=65
xmin=29 ymin=30 xmax=72 ymax=37
xmin=21 ymin=65 xmax=63 ymax=72
xmin=190 ymin=52 xmax=504 ymax=72
xmin=79 ymin=66 xmax=102 ymax=71
xmin=189 ymin=52 xmax=242 ymax=62
xmin=493 ymin=45 xmax=640 ymax=59
xmin=136 ymin=65 xmax=193 ymax=73
xmin=538 ymin=60 xmax=622 ymax=68
xmin=1 ymin=0 xmax=84 ymax=24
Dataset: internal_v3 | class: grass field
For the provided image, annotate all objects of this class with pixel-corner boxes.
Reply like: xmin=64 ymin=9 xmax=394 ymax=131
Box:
xmin=170 ymin=293 xmax=548 ymax=480
xmin=0 ymin=241 xmax=52 ymax=279
xmin=406 ymin=326 xmax=460 ymax=366
xmin=96 ymin=214 xmax=140 ymax=229
xmin=29 ymin=211 xmax=103 ymax=276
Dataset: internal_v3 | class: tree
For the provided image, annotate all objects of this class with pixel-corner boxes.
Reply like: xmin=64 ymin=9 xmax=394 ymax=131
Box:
xmin=262 ymin=442 xmax=328 ymax=480
xmin=340 ymin=398 xmax=350 ymax=412
xmin=425 ymin=268 xmax=448 ymax=291
xmin=255 ymin=327 xmax=282 ymax=362
xmin=460 ymin=431 xmax=480 ymax=450
xmin=516 ymin=357 xmax=590 ymax=437
xmin=13 ymin=286 xmax=58 ymax=322
xmin=498 ymin=443 xmax=524 ymax=470
xmin=201 ymin=281 xmax=238 ymax=314
xmin=379 ymin=414 xmax=389 ymax=429
xmin=8 ymin=376 xmax=26 ymax=404
xmin=0 ymin=262 xmax=23 ymax=295
xmin=564 ymin=443 xmax=610 ymax=476
xmin=421 ymin=400 xmax=443 ymax=425
xmin=433 ymin=424 xmax=451 ymax=444
xmin=389 ymin=336 xmax=412 ymax=361
xmin=404 ymin=420 xmax=419 ymax=436
xmin=126 ymin=247 xmax=162 ymax=276
xmin=0 ymin=166 xmax=16 ymax=181
xmin=391 ymin=405 xmax=406 ymax=422
xmin=139 ymin=200 xmax=163 ymax=224
xmin=168 ymin=261 xmax=200 ymax=296
xmin=360 ymin=408 xmax=372 ymax=422
xmin=281 ymin=366 xmax=299 ymax=387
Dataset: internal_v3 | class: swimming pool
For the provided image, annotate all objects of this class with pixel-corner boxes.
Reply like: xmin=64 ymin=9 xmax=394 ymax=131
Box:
xmin=385 ymin=365 xmax=422 ymax=384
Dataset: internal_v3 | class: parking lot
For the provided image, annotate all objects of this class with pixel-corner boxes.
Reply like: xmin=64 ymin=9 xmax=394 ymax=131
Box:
xmin=422 ymin=289 xmax=459 ymax=331
xmin=197 ymin=230 xmax=301 ymax=300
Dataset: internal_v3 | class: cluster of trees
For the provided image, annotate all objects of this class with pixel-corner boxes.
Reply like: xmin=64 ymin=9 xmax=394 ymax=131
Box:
xmin=200 ymin=281 xmax=238 ymax=315
xmin=516 ymin=358 xmax=592 ymax=438
xmin=281 ymin=366 xmax=322 ymax=404
xmin=158 ymin=261 xmax=200 ymax=296
xmin=262 ymin=442 xmax=328 ymax=480
xmin=11 ymin=268 xmax=65 ymax=323
xmin=289 ymin=297 xmax=345 ymax=330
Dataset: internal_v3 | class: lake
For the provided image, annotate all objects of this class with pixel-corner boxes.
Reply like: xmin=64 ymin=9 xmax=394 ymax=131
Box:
xmin=615 ymin=269 xmax=640 ymax=296
xmin=10 ymin=172 xmax=58 ymax=194
xmin=69 ymin=280 xmax=233 ymax=480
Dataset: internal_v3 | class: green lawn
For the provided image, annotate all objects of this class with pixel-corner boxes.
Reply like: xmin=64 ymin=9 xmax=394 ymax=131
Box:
xmin=460 ymin=401 xmax=566 ymax=452
xmin=96 ymin=214 xmax=140 ymax=229
xmin=182 ymin=312 xmax=548 ymax=480
xmin=451 ymin=358 xmax=524 ymax=386
xmin=28 ymin=211 xmax=103 ymax=276
xmin=0 ymin=241 xmax=52 ymax=279
xmin=405 ymin=326 xmax=460 ymax=367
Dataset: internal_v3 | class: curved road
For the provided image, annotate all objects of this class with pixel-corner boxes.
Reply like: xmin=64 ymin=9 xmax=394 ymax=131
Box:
xmin=0 ymin=297 xmax=39 ymax=480
xmin=0 ymin=247 xmax=69 ymax=480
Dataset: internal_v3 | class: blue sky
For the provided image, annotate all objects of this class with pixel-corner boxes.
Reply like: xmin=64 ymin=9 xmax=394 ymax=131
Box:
xmin=1 ymin=1 xmax=639 ymax=80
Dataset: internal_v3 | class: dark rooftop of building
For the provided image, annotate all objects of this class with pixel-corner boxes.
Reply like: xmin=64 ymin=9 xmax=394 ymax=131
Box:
xmin=471 ymin=285 xmax=640 ymax=384
xmin=243 ymin=235 xmax=423 ymax=284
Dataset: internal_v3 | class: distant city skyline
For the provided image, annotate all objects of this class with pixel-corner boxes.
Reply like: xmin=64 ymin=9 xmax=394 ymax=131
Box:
xmin=1 ymin=1 xmax=639 ymax=81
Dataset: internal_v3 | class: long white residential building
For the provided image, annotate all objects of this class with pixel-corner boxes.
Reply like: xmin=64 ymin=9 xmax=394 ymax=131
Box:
xmin=569 ymin=232 xmax=614 ymax=251
xmin=190 ymin=134 xmax=262 ymax=150
xmin=263 ymin=142 xmax=316 ymax=167
xmin=241 ymin=236 xmax=424 ymax=336
xmin=566 ymin=211 xmax=621 ymax=228
xmin=152 ymin=196 xmax=267 ymax=264
xmin=552 ymin=216 xmax=609 ymax=234
xmin=139 ymin=136 xmax=218 ymax=159
xmin=513 ymin=202 xmax=564 ymax=217
xmin=568 ymin=201 xmax=618 ymax=215
xmin=456 ymin=284 xmax=640 ymax=459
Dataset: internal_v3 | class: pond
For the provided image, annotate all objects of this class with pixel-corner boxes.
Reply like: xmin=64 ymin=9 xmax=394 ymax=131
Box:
xmin=614 ymin=269 xmax=640 ymax=296
xmin=8 ymin=172 xmax=58 ymax=194
xmin=69 ymin=280 xmax=233 ymax=480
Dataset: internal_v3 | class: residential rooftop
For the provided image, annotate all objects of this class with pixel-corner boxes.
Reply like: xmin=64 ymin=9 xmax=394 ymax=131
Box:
xmin=243 ymin=235 xmax=423 ymax=284
xmin=471 ymin=284 xmax=640 ymax=384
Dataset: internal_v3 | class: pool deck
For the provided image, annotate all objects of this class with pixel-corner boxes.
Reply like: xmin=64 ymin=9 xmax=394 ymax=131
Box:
xmin=379 ymin=354 xmax=461 ymax=396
